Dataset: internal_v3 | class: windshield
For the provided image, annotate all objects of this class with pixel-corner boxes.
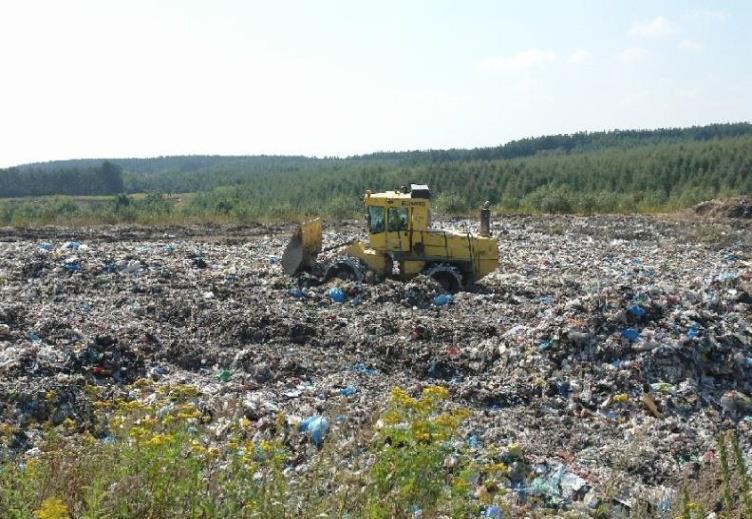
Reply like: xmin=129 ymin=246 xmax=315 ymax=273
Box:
xmin=368 ymin=205 xmax=385 ymax=233
xmin=388 ymin=207 xmax=408 ymax=232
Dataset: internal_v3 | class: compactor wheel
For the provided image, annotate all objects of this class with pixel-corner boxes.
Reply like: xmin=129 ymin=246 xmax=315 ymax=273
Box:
xmin=324 ymin=256 xmax=366 ymax=283
xmin=424 ymin=263 xmax=463 ymax=293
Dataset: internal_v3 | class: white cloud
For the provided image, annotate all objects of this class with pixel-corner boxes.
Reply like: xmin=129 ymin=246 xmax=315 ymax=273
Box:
xmin=618 ymin=48 xmax=649 ymax=63
xmin=678 ymin=39 xmax=703 ymax=52
xmin=629 ymin=17 xmax=677 ymax=38
xmin=677 ymin=88 xmax=700 ymax=99
xmin=475 ymin=49 xmax=556 ymax=74
xmin=567 ymin=49 xmax=591 ymax=64
xmin=689 ymin=8 xmax=729 ymax=22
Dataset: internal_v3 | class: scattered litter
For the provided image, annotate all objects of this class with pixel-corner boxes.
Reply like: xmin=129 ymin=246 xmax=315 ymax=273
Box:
xmin=299 ymin=415 xmax=329 ymax=446
xmin=627 ymin=305 xmax=646 ymax=319
xmin=433 ymin=294 xmax=453 ymax=306
xmin=216 ymin=369 xmax=232 ymax=383
xmin=328 ymin=287 xmax=346 ymax=303
xmin=0 ymin=217 xmax=750 ymax=516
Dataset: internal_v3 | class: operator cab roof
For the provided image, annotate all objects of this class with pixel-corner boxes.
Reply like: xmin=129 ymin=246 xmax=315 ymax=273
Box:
xmin=410 ymin=184 xmax=430 ymax=199
xmin=366 ymin=184 xmax=431 ymax=200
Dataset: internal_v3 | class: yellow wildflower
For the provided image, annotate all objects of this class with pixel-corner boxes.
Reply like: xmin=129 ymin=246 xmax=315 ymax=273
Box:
xmin=0 ymin=422 xmax=13 ymax=437
xmin=132 ymin=377 xmax=151 ymax=388
xmin=390 ymin=387 xmax=417 ymax=408
xmin=381 ymin=409 xmax=402 ymax=425
xmin=128 ymin=426 xmax=149 ymax=440
xmin=422 ymin=385 xmax=449 ymax=401
xmin=485 ymin=462 xmax=509 ymax=475
xmin=117 ymin=400 xmax=145 ymax=413
xmin=34 ymin=497 xmax=70 ymax=519
xmin=170 ymin=384 xmax=200 ymax=400
xmin=137 ymin=416 xmax=156 ymax=429
xmin=145 ymin=434 xmax=170 ymax=447
xmin=83 ymin=384 xmax=100 ymax=396
xmin=176 ymin=403 xmax=201 ymax=421
xmin=190 ymin=439 xmax=207 ymax=456
xmin=506 ymin=442 xmax=522 ymax=458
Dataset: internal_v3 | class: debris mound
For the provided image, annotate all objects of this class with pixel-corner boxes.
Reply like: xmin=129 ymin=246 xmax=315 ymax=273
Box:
xmin=694 ymin=196 xmax=752 ymax=218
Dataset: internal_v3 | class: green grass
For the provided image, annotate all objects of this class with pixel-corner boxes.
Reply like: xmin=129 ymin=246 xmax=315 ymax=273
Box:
xmin=0 ymin=189 xmax=719 ymax=229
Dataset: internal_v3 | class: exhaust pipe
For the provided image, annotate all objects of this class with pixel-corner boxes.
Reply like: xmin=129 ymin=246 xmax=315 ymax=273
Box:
xmin=479 ymin=201 xmax=491 ymax=237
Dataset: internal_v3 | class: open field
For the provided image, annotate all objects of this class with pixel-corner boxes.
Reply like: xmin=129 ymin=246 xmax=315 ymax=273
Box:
xmin=1 ymin=215 xmax=751 ymax=517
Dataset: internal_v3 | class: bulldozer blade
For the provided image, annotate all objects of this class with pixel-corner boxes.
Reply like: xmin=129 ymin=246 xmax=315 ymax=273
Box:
xmin=282 ymin=228 xmax=305 ymax=276
xmin=281 ymin=219 xmax=323 ymax=276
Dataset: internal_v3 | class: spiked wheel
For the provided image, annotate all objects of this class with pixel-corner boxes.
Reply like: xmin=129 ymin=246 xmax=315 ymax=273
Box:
xmin=323 ymin=256 xmax=366 ymax=282
xmin=423 ymin=263 xmax=463 ymax=293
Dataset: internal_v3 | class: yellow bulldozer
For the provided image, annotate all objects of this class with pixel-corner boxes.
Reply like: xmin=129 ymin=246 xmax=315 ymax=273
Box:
xmin=281 ymin=184 xmax=498 ymax=292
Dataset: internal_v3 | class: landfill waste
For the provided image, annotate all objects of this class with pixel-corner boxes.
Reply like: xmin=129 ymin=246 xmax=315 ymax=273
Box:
xmin=327 ymin=286 xmax=346 ymax=303
xmin=216 ymin=369 xmax=232 ymax=383
xmin=529 ymin=462 xmax=590 ymax=505
xmin=433 ymin=293 xmax=453 ymax=306
xmin=339 ymin=385 xmax=358 ymax=397
xmin=620 ymin=327 xmax=640 ymax=342
xmin=1 ymin=215 xmax=751 ymax=515
xmin=695 ymin=196 xmax=752 ymax=218
xmin=288 ymin=288 xmax=306 ymax=299
xmin=299 ymin=415 xmax=329 ymax=446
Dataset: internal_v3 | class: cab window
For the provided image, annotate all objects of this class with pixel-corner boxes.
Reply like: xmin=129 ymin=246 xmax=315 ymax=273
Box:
xmin=388 ymin=207 xmax=409 ymax=232
xmin=368 ymin=206 xmax=385 ymax=233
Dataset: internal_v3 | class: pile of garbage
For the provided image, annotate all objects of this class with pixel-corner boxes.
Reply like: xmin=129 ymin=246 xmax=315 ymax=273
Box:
xmin=695 ymin=196 xmax=752 ymax=218
xmin=1 ymin=215 xmax=751 ymax=514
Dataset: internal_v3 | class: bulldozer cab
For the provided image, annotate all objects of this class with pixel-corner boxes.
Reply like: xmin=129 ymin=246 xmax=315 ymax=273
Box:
xmin=365 ymin=184 xmax=430 ymax=253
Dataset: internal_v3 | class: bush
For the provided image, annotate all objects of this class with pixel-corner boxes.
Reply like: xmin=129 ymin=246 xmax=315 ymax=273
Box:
xmin=433 ymin=192 xmax=470 ymax=215
xmin=539 ymin=190 xmax=573 ymax=214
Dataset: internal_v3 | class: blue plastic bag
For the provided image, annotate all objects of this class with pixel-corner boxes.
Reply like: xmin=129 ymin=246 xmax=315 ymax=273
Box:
xmin=299 ymin=415 xmax=329 ymax=445
xmin=627 ymin=305 xmax=646 ymax=319
xmin=64 ymin=260 xmax=81 ymax=273
xmin=328 ymin=287 xmax=346 ymax=303
xmin=621 ymin=328 xmax=640 ymax=342
xmin=288 ymin=288 xmax=306 ymax=299
xmin=433 ymin=294 xmax=453 ymax=306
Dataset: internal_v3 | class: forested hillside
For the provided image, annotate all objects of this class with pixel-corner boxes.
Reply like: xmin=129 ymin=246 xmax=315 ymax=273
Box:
xmin=0 ymin=161 xmax=124 ymax=198
xmin=1 ymin=123 xmax=751 ymax=224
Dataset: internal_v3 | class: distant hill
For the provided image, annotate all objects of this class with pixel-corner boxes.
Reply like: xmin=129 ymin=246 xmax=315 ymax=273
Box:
xmin=16 ymin=121 xmax=752 ymax=174
xmin=1 ymin=122 xmax=751 ymax=222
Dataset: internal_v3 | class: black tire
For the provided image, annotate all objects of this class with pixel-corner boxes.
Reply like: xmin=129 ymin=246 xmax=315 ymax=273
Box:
xmin=324 ymin=257 xmax=365 ymax=282
xmin=424 ymin=263 xmax=463 ymax=293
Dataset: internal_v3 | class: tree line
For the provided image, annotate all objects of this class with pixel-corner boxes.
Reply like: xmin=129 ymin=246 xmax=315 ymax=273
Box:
xmin=0 ymin=161 xmax=124 ymax=198
xmin=0 ymin=123 xmax=751 ymax=223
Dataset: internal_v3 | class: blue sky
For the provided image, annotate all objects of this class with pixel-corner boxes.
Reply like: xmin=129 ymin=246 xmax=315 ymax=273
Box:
xmin=0 ymin=0 xmax=749 ymax=166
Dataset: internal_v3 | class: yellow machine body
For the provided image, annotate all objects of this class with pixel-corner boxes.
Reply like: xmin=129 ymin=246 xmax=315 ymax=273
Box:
xmin=282 ymin=185 xmax=499 ymax=288
xmin=354 ymin=188 xmax=498 ymax=283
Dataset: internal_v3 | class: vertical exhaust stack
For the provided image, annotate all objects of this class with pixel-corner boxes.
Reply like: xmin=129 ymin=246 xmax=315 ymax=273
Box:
xmin=479 ymin=201 xmax=491 ymax=237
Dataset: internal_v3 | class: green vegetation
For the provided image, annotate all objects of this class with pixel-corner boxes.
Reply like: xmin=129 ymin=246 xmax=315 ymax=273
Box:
xmin=1 ymin=381 xmax=749 ymax=517
xmin=0 ymin=382 xmax=491 ymax=518
xmin=1 ymin=123 xmax=752 ymax=224
xmin=0 ymin=162 xmax=124 ymax=198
